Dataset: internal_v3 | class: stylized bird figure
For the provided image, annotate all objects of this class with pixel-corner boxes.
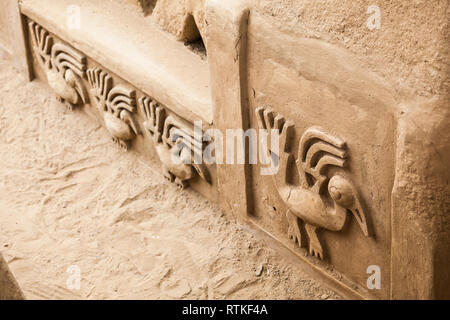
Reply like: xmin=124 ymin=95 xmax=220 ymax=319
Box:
xmin=87 ymin=67 xmax=140 ymax=150
xmin=256 ymin=107 xmax=370 ymax=259
xmin=29 ymin=22 xmax=88 ymax=110
xmin=140 ymin=97 xmax=211 ymax=189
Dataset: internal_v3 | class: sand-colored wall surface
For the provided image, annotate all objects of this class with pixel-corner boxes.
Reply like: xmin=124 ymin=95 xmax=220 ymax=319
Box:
xmin=0 ymin=56 xmax=343 ymax=299
xmin=0 ymin=0 xmax=11 ymax=51
xmin=254 ymin=0 xmax=449 ymax=98
xmin=149 ymin=0 xmax=449 ymax=98
xmin=1 ymin=0 xmax=448 ymax=299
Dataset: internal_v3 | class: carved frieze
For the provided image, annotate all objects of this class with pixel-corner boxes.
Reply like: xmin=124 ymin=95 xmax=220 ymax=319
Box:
xmin=140 ymin=96 xmax=211 ymax=188
xmin=28 ymin=22 xmax=88 ymax=110
xmin=87 ymin=67 xmax=141 ymax=150
xmin=27 ymin=19 xmax=211 ymax=185
xmin=255 ymin=106 xmax=371 ymax=260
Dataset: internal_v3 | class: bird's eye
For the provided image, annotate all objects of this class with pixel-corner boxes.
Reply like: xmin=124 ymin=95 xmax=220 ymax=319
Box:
xmin=329 ymin=186 xmax=342 ymax=200
xmin=328 ymin=175 xmax=355 ymax=207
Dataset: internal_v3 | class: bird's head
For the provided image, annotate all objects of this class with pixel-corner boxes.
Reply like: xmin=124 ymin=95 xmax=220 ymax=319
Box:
xmin=328 ymin=174 xmax=370 ymax=237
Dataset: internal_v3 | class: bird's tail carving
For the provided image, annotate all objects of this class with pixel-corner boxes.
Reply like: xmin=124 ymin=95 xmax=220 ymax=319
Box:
xmin=298 ymin=127 xmax=347 ymax=193
xmin=106 ymin=85 xmax=136 ymax=115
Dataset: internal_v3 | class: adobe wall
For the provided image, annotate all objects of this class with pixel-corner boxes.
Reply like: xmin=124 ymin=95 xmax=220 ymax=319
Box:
xmin=203 ymin=0 xmax=449 ymax=299
xmin=0 ymin=0 xmax=31 ymax=79
xmin=0 ymin=0 xmax=448 ymax=299
xmin=150 ymin=0 xmax=449 ymax=99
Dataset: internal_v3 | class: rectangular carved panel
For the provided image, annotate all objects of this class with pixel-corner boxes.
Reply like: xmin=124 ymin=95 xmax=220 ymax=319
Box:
xmin=26 ymin=19 xmax=217 ymax=201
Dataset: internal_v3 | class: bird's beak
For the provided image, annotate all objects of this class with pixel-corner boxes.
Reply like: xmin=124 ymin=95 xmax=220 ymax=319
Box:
xmin=349 ymin=196 xmax=370 ymax=237
xmin=329 ymin=174 xmax=371 ymax=237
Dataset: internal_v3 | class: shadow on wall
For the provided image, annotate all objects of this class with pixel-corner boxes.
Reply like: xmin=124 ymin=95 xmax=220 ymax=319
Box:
xmin=144 ymin=0 xmax=207 ymax=58
xmin=0 ymin=253 xmax=25 ymax=300
xmin=182 ymin=14 xmax=207 ymax=58
xmin=128 ymin=0 xmax=157 ymax=16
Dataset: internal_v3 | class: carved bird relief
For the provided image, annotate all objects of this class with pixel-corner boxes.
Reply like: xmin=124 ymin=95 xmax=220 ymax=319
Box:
xmin=140 ymin=96 xmax=211 ymax=189
xmin=256 ymin=106 xmax=371 ymax=260
xmin=87 ymin=67 xmax=141 ymax=150
xmin=29 ymin=22 xmax=88 ymax=110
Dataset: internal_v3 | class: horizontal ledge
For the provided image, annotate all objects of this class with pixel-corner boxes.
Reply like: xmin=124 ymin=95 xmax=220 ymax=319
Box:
xmin=20 ymin=0 xmax=213 ymax=124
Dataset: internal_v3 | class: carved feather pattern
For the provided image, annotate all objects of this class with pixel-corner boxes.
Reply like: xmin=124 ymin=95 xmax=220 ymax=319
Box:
xmin=87 ymin=67 xmax=112 ymax=109
xmin=87 ymin=67 xmax=140 ymax=136
xmin=297 ymin=127 xmax=347 ymax=193
xmin=88 ymin=67 xmax=136 ymax=114
xmin=51 ymin=43 xmax=86 ymax=78
xmin=140 ymin=96 xmax=211 ymax=184
xmin=28 ymin=22 xmax=53 ymax=67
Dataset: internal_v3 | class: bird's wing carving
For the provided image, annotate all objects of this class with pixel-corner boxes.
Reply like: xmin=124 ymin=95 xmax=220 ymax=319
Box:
xmin=163 ymin=116 xmax=211 ymax=184
xmin=140 ymin=97 xmax=165 ymax=142
xmin=50 ymin=43 xmax=88 ymax=104
xmin=106 ymin=85 xmax=136 ymax=114
xmin=140 ymin=96 xmax=210 ymax=183
xmin=28 ymin=22 xmax=53 ymax=68
xmin=106 ymin=85 xmax=139 ymax=135
xmin=297 ymin=126 xmax=347 ymax=193
xmin=87 ymin=67 xmax=113 ymax=108
xmin=50 ymin=43 xmax=86 ymax=78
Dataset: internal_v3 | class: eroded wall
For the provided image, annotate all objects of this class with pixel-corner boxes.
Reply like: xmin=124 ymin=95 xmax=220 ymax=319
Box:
xmin=150 ymin=0 xmax=449 ymax=99
xmin=3 ymin=0 xmax=449 ymax=299
xmin=0 ymin=0 xmax=12 ymax=53
xmin=205 ymin=0 xmax=449 ymax=299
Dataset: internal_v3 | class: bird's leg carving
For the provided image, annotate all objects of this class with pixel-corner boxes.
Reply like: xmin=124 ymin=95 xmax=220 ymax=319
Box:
xmin=286 ymin=210 xmax=304 ymax=248
xmin=55 ymin=96 xmax=73 ymax=112
xmin=163 ymin=169 xmax=175 ymax=182
xmin=305 ymin=224 xmax=323 ymax=259
xmin=64 ymin=100 xmax=74 ymax=111
xmin=118 ymin=139 xmax=129 ymax=151
xmin=174 ymin=177 xmax=188 ymax=189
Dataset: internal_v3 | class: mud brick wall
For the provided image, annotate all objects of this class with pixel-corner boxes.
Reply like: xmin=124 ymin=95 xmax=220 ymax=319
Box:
xmin=2 ymin=0 xmax=449 ymax=299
